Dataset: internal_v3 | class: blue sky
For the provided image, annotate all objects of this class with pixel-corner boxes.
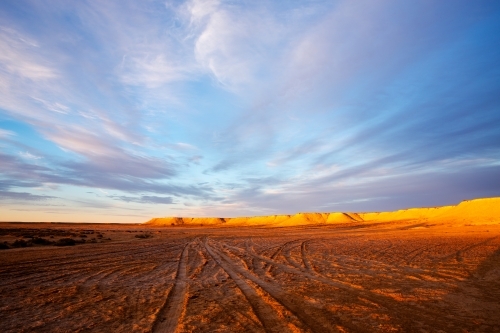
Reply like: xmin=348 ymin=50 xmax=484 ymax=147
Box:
xmin=1 ymin=0 xmax=499 ymax=222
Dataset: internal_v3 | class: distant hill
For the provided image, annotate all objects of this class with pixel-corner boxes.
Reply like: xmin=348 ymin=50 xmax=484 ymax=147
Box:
xmin=145 ymin=197 xmax=500 ymax=227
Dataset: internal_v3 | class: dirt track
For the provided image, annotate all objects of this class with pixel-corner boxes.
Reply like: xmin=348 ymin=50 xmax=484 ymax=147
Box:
xmin=1 ymin=221 xmax=499 ymax=332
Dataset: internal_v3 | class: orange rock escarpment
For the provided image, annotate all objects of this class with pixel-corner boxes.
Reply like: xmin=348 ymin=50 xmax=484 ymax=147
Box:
xmin=146 ymin=197 xmax=500 ymax=227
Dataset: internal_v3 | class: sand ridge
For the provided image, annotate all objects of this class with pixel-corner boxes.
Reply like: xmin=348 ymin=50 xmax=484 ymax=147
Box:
xmin=147 ymin=197 xmax=500 ymax=227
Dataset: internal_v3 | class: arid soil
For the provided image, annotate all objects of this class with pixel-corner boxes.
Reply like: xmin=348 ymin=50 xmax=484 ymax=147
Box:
xmin=0 ymin=221 xmax=499 ymax=332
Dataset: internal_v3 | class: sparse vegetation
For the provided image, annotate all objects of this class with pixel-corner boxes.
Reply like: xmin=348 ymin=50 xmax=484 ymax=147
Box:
xmin=32 ymin=237 xmax=53 ymax=245
xmin=54 ymin=238 xmax=76 ymax=246
xmin=12 ymin=239 xmax=31 ymax=248
xmin=0 ymin=227 xmax=116 ymax=249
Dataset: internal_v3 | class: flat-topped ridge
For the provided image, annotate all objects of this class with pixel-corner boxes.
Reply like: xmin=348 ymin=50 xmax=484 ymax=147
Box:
xmin=146 ymin=197 xmax=500 ymax=226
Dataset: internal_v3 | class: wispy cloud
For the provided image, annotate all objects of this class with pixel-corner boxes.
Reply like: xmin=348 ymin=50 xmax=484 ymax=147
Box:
xmin=0 ymin=129 xmax=15 ymax=138
xmin=0 ymin=27 xmax=57 ymax=81
xmin=0 ymin=190 xmax=56 ymax=201
xmin=110 ymin=195 xmax=174 ymax=205
xmin=19 ymin=151 xmax=42 ymax=160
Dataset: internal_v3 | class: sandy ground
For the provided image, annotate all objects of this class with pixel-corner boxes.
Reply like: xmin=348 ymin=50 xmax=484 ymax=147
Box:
xmin=0 ymin=220 xmax=499 ymax=332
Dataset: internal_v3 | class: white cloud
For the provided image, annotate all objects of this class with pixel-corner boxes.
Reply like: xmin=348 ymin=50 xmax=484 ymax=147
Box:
xmin=0 ymin=129 xmax=15 ymax=138
xmin=185 ymin=0 xmax=219 ymax=24
xmin=19 ymin=151 xmax=42 ymax=160
xmin=45 ymin=126 xmax=118 ymax=157
xmin=120 ymin=53 xmax=189 ymax=88
xmin=188 ymin=0 xmax=283 ymax=90
xmin=173 ymin=142 xmax=198 ymax=150
xmin=31 ymin=97 xmax=70 ymax=114
xmin=0 ymin=27 xmax=57 ymax=81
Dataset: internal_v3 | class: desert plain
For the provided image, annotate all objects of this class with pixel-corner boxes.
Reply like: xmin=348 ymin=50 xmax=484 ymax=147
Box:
xmin=1 ymin=198 xmax=500 ymax=333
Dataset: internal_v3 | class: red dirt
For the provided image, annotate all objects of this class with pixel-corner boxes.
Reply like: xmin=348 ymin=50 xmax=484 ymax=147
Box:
xmin=0 ymin=220 xmax=499 ymax=332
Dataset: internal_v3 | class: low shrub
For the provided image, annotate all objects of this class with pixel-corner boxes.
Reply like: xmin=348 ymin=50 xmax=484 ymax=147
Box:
xmin=32 ymin=237 xmax=53 ymax=245
xmin=54 ymin=238 xmax=76 ymax=246
xmin=12 ymin=239 xmax=31 ymax=247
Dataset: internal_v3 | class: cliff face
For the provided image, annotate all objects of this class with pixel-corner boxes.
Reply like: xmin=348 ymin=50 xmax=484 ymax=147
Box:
xmin=146 ymin=212 xmax=360 ymax=227
xmin=358 ymin=206 xmax=454 ymax=222
xmin=431 ymin=197 xmax=500 ymax=223
xmin=145 ymin=197 xmax=500 ymax=227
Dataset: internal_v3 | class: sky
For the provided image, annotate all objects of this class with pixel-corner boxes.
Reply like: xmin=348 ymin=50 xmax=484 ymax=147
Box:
xmin=0 ymin=0 xmax=500 ymax=222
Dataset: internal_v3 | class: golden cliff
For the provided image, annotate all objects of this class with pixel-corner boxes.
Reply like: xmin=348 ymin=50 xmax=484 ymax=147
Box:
xmin=146 ymin=197 xmax=500 ymax=227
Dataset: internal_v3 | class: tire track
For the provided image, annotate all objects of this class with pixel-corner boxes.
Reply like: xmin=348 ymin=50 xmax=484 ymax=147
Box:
xmin=234 ymin=240 xmax=469 ymax=331
xmin=0 ymin=243 xmax=183 ymax=287
xmin=0 ymin=242 xmax=170 ymax=270
xmin=432 ymin=237 xmax=498 ymax=263
xmin=151 ymin=242 xmax=191 ymax=333
xmin=245 ymin=240 xmax=266 ymax=275
xmin=398 ymin=244 xmax=439 ymax=266
xmin=282 ymin=243 xmax=307 ymax=272
xmin=209 ymin=239 xmax=342 ymax=333
xmin=260 ymin=240 xmax=298 ymax=274
xmin=301 ymin=241 xmax=314 ymax=273
xmin=203 ymin=240 xmax=291 ymax=333
xmin=368 ymin=241 xmax=394 ymax=260
xmin=0 ymin=244 xmax=182 ymax=288
xmin=2 ymin=228 xmax=497 ymax=332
